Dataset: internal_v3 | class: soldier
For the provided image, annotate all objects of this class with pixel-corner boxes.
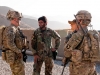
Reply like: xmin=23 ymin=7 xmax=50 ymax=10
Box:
xmin=61 ymin=19 xmax=78 ymax=75
xmin=31 ymin=16 xmax=61 ymax=75
xmin=64 ymin=10 xmax=98 ymax=75
xmin=65 ymin=19 xmax=78 ymax=44
xmin=2 ymin=10 xmax=25 ymax=75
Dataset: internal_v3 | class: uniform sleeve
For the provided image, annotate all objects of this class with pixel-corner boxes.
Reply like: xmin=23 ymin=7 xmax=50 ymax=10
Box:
xmin=6 ymin=27 xmax=21 ymax=54
xmin=52 ymin=30 xmax=61 ymax=49
xmin=31 ymin=31 xmax=37 ymax=55
xmin=64 ymin=32 xmax=83 ymax=57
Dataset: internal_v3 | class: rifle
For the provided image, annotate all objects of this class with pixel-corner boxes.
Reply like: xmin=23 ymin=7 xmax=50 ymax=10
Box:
xmin=61 ymin=57 xmax=71 ymax=75
xmin=74 ymin=15 xmax=91 ymax=52
xmin=74 ymin=15 xmax=87 ymax=35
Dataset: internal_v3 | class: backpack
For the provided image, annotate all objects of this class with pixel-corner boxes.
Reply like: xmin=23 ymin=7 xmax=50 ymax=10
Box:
xmin=0 ymin=25 xmax=6 ymax=49
xmin=70 ymin=30 xmax=100 ymax=63
xmin=87 ymin=30 xmax=100 ymax=62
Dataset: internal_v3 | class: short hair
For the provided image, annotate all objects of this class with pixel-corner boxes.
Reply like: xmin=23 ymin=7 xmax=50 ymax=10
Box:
xmin=38 ymin=16 xmax=47 ymax=23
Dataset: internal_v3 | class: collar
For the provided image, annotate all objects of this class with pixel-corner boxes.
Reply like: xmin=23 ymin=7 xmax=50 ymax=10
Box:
xmin=78 ymin=27 xmax=88 ymax=34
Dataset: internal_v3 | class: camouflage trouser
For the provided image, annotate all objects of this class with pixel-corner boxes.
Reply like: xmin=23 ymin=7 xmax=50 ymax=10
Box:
xmin=33 ymin=56 xmax=53 ymax=75
xmin=6 ymin=50 xmax=25 ymax=75
xmin=69 ymin=61 xmax=97 ymax=75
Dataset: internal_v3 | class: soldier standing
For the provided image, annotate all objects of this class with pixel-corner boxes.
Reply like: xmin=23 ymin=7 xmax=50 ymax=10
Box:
xmin=61 ymin=19 xmax=78 ymax=75
xmin=2 ymin=10 xmax=25 ymax=75
xmin=31 ymin=16 xmax=61 ymax=75
xmin=63 ymin=10 xmax=99 ymax=75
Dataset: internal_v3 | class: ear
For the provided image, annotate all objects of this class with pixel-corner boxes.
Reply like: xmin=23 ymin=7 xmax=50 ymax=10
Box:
xmin=45 ymin=22 xmax=47 ymax=25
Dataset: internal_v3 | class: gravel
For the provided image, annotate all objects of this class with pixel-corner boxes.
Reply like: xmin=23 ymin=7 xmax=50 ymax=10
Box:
xmin=0 ymin=50 xmax=100 ymax=75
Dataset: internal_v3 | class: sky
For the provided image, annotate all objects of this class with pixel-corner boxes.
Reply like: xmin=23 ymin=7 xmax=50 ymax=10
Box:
xmin=0 ymin=0 xmax=100 ymax=30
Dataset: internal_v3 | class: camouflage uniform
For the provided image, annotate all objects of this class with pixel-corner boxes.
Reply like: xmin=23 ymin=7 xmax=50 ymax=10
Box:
xmin=64 ymin=10 xmax=97 ymax=75
xmin=31 ymin=27 xmax=61 ymax=75
xmin=2 ymin=10 xmax=25 ymax=75
xmin=65 ymin=30 xmax=77 ymax=44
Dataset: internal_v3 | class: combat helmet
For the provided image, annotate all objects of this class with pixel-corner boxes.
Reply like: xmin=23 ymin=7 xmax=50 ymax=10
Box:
xmin=75 ymin=10 xmax=92 ymax=25
xmin=6 ymin=10 xmax=22 ymax=20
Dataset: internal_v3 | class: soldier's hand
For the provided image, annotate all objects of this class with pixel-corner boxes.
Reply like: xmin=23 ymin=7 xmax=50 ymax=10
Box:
xmin=34 ymin=54 xmax=40 ymax=64
xmin=62 ymin=57 xmax=67 ymax=66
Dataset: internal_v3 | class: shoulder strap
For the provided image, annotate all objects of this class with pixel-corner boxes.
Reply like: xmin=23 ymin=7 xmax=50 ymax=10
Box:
xmin=18 ymin=28 xmax=25 ymax=38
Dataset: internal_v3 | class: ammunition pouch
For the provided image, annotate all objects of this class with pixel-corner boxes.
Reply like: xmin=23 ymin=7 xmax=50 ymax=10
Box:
xmin=52 ymin=50 xmax=57 ymax=60
xmin=15 ymin=38 xmax=23 ymax=50
xmin=15 ymin=28 xmax=27 ymax=50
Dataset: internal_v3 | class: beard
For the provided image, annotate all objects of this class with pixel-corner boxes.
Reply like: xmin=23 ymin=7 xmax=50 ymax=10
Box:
xmin=39 ymin=24 xmax=46 ymax=29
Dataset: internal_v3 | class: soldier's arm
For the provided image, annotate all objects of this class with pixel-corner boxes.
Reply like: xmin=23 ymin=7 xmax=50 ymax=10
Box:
xmin=64 ymin=32 xmax=83 ymax=58
xmin=31 ymin=31 xmax=37 ymax=55
xmin=6 ymin=27 xmax=21 ymax=54
xmin=51 ymin=30 xmax=61 ymax=49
